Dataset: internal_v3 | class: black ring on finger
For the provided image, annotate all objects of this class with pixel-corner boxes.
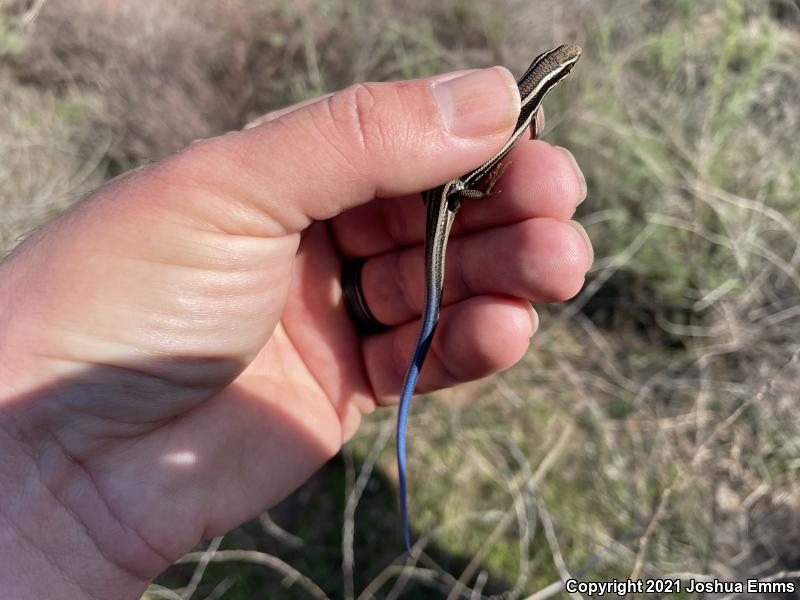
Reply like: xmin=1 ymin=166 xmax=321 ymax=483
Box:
xmin=341 ymin=257 xmax=391 ymax=336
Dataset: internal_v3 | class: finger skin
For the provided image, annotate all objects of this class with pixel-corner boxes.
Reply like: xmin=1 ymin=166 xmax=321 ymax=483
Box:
xmin=241 ymin=70 xmax=478 ymax=130
xmin=242 ymin=93 xmax=334 ymax=129
xmin=157 ymin=67 xmax=521 ymax=237
xmin=357 ymin=217 xmax=590 ymax=326
xmin=330 ymin=139 xmax=587 ymax=258
xmin=363 ymin=295 xmax=537 ymax=404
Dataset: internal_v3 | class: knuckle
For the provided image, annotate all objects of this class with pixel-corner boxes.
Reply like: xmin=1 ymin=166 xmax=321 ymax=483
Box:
xmin=326 ymin=82 xmax=395 ymax=158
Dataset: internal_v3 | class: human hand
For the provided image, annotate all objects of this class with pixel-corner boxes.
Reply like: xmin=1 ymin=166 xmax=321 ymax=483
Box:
xmin=0 ymin=66 xmax=590 ymax=599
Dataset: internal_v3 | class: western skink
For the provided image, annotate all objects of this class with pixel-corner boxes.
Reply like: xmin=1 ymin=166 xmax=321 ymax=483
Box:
xmin=396 ymin=44 xmax=582 ymax=555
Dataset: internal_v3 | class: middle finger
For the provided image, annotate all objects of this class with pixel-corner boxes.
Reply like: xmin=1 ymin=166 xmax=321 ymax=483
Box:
xmin=357 ymin=216 xmax=592 ymax=327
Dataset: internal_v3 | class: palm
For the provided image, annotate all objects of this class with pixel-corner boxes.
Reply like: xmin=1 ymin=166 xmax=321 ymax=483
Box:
xmin=244 ymin=219 xmax=377 ymax=432
xmin=82 ymin=218 xmax=377 ymax=567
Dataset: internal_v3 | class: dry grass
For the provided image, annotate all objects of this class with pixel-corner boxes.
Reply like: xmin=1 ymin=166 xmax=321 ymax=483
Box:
xmin=2 ymin=0 xmax=800 ymax=598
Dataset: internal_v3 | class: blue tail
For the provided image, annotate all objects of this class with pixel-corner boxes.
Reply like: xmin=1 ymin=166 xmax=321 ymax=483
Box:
xmin=396 ymin=325 xmax=436 ymax=556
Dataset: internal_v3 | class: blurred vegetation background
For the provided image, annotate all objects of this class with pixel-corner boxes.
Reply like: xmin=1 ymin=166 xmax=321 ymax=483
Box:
xmin=2 ymin=0 xmax=800 ymax=598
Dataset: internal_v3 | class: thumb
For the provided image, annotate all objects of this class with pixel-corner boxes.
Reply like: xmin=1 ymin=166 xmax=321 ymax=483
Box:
xmin=165 ymin=67 xmax=522 ymax=234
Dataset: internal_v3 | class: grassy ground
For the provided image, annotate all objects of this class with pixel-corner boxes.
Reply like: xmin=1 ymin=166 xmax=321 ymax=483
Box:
xmin=2 ymin=0 xmax=800 ymax=598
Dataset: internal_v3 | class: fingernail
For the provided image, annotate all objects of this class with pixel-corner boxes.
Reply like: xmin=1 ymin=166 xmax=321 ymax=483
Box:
xmin=556 ymin=146 xmax=587 ymax=205
xmin=566 ymin=220 xmax=594 ymax=270
xmin=432 ymin=66 xmax=520 ymax=138
xmin=528 ymin=304 xmax=539 ymax=337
